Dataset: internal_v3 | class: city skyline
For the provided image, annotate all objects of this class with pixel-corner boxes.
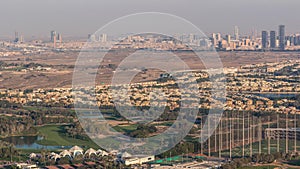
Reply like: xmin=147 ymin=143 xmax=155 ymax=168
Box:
xmin=4 ymin=24 xmax=299 ymax=41
xmin=5 ymin=24 xmax=300 ymax=52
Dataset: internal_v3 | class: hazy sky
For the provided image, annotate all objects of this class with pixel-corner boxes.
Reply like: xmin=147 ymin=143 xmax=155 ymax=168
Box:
xmin=0 ymin=0 xmax=299 ymax=39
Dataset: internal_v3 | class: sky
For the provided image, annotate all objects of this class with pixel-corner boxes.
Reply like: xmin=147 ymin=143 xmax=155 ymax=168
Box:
xmin=0 ymin=0 xmax=299 ymax=39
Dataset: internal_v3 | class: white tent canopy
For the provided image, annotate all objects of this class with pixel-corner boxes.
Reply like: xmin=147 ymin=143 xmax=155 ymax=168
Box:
xmin=96 ymin=149 xmax=109 ymax=156
xmin=50 ymin=152 xmax=56 ymax=156
xmin=50 ymin=153 xmax=61 ymax=161
xmin=29 ymin=153 xmax=37 ymax=159
xmin=69 ymin=146 xmax=83 ymax=157
xmin=59 ymin=150 xmax=72 ymax=158
xmin=84 ymin=148 xmax=97 ymax=157
xmin=121 ymin=152 xmax=132 ymax=158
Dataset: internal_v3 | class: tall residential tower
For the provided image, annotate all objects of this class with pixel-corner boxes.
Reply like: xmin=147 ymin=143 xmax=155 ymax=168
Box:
xmin=262 ymin=31 xmax=268 ymax=49
xmin=234 ymin=26 xmax=239 ymax=40
xmin=270 ymin=31 xmax=276 ymax=48
xmin=279 ymin=25 xmax=285 ymax=50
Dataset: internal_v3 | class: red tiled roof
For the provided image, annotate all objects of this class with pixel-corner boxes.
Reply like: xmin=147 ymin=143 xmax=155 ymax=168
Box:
xmin=45 ymin=166 xmax=59 ymax=169
xmin=84 ymin=161 xmax=96 ymax=165
xmin=59 ymin=164 xmax=74 ymax=169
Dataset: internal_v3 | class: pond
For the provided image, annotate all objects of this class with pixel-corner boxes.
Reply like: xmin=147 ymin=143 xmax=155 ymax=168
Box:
xmin=2 ymin=136 xmax=71 ymax=150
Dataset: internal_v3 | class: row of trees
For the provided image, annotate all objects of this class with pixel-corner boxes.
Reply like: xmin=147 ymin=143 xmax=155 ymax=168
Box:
xmin=0 ymin=102 xmax=76 ymax=136
xmin=0 ymin=116 xmax=33 ymax=137
xmin=0 ymin=141 xmax=18 ymax=160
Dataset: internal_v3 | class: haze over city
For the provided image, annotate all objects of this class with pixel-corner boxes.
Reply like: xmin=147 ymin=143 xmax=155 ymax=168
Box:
xmin=1 ymin=0 xmax=300 ymax=39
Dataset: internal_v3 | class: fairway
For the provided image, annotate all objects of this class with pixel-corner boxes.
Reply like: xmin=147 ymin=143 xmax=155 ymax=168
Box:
xmin=112 ymin=124 xmax=138 ymax=133
xmin=36 ymin=125 xmax=99 ymax=149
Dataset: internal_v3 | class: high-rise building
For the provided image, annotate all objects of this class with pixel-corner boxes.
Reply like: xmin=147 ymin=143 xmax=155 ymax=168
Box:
xmin=287 ymin=36 xmax=294 ymax=46
xmin=101 ymin=34 xmax=107 ymax=43
xmin=14 ymin=31 xmax=19 ymax=43
xmin=295 ymin=34 xmax=300 ymax=46
xmin=216 ymin=33 xmax=221 ymax=42
xmin=234 ymin=26 xmax=239 ymax=40
xmin=51 ymin=31 xmax=57 ymax=42
xmin=279 ymin=25 xmax=285 ymax=50
xmin=270 ymin=31 xmax=276 ymax=48
xmin=20 ymin=35 xmax=24 ymax=43
xmin=57 ymin=33 xmax=62 ymax=43
xmin=211 ymin=33 xmax=221 ymax=47
xmin=225 ymin=35 xmax=231 ymax=44
xmin=262 ymin=31 xmax=268 ymax=49
xmin=88 ymin=34 xmax=96 ymax=42
xmin=211 ymin=33 xmax=217 ymax=47
xmin=189 ymin=34 xmax=194 ymax=44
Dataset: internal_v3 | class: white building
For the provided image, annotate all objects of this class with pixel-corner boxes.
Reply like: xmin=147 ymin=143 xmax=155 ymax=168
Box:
xmin=124 ymin=155 xmax=155 ymax=166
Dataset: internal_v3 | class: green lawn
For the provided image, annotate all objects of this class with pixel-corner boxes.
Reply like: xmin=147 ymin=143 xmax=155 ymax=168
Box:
xmin=36 ymin=125 xmax=99 ymax=149
xmin=112 ymin=124 xmax=138 ymax=133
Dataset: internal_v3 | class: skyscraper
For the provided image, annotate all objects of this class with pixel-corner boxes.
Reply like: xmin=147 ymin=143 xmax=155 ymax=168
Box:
xmin=57 ymin=33 xmax=62 ymax=43
xmin=101 ymin=34 xmax=107 ymax=43
xmin=270 ymin=31 xmax=276 ymax=48
xmin=262 ymin=31 xmax=268 ymax=49
xmin=234 ymin=26 xmax=239 ymax=40
xmin=51 ymin=30 xmax=57 ymax=42
xmin=225 ymin=34 xmax=231 ymax=44
xmin=14 ymin=31 xmax=19 ymax=43
xmin=279 ymin=25 xmax=285 ymax=50
xmin=211 ymin=33 xmax=217 ymax=47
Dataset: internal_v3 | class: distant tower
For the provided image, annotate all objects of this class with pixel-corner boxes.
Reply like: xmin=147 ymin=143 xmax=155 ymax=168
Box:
xmin=262 ymin=31 xmax=268 ymax=49
xmin=270 ymin=31 xmax=276 ymax=48
xmin=212 ymin=33 xmax=217 ymax=47
xmin=189 ymin=34 xmax=194 ymax=44
xmin=101 ymin=34 xmax=107 ymax=43
xmin=51 ymin=30 xmax=57 ymax=42
xmin=19 ymin=35 xmax=24 ymax=43
xmin=53 ymin=35 xmax=57 ymax=48
xmin=216 ymin=33 xmax=221 ymax=42
xmin=14 ymin=31 xmax=19 ymax=43
xmin=57 ymin=33 xmax=62 ymax=43
xmin=279 ymin=25 xmax=286 ymax=50
xmin=234 ymin=26 xmax=239 ymax=40
xmin=225 ymin=35 xmax=231 ymax=44
xmin=88 ymin=34 xmax=96 ymax=42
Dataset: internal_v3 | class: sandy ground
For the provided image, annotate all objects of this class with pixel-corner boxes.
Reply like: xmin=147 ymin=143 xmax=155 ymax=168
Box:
xmin=1 ymin=51 xmax=300 ymax=89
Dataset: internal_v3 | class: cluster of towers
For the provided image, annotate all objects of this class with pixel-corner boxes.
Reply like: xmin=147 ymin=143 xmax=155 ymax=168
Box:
xmin=88 ymin=33 xmax=107 ymax=43
xmin=261 ymin=25 xmax=285 ymax=50
xmin=50 ymin=30 xmax=63 ymax=48
xmin=262 ymin=25 xmax=300 ymax=50
xmin=14 ymin=31 xmax=24 ymax=43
